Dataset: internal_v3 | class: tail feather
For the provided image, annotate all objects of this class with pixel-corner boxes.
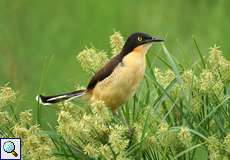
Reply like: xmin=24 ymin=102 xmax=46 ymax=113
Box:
xmin=36 ymin=89 xmax=86 ymax=105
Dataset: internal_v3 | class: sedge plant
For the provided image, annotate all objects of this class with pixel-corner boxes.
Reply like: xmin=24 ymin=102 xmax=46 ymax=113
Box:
xmin=0 ymin=31 xmax=230 ymax=160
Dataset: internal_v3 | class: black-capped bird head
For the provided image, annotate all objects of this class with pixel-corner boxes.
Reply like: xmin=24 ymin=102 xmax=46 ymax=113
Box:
xmin=122 ymin=32 xmax=163 ymax=55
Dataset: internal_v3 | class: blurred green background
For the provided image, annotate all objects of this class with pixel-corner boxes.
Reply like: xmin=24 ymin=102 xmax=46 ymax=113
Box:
xmin=0 ymin=0 xmax=230 ymax=111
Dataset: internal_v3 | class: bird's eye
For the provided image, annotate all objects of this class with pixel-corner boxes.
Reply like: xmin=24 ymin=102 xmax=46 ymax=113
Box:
xmin=137 ymin=36 xmax=142 ymax=42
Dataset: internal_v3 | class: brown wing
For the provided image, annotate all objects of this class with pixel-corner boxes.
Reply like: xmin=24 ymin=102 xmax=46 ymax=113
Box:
xmin=87 ymin=54 xmax=123 ymax=89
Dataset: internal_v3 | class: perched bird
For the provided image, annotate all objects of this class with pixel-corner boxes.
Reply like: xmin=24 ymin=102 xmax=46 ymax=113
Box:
xmin=36 ymin=32 xmax=163 ymax=112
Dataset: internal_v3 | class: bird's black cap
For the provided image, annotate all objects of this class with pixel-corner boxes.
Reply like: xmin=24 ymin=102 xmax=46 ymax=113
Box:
xmin=122 ymin=32 xmax=163 ymax=54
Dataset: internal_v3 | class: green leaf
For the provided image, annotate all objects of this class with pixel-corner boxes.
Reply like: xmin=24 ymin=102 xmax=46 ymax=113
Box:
xmin=197 ymin=96 xmax=230 ymax=127
xmin=161 ymin=43 xmax=182 ymax=84
xmin=192 ymin=36 xmax=206 ymax=68
xmin=175 ymin=142 xmax=205 ymax=159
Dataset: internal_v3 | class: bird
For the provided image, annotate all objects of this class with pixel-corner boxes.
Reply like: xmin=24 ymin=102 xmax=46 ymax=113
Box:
xmin=36 ymin=32 xmax=163 ymax=112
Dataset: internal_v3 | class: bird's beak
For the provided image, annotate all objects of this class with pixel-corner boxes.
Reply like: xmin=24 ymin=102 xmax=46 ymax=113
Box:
xmin=143 ymin=37 xmax=164 ymax=43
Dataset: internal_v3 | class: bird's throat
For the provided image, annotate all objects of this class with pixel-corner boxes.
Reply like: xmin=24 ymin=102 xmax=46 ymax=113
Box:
xmin=133 ymin=43 xmax=152 ymax=56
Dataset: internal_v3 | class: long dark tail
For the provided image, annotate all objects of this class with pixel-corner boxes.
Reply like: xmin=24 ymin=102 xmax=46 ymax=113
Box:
xmin=36 ymin=89 xmax=86 ymax=105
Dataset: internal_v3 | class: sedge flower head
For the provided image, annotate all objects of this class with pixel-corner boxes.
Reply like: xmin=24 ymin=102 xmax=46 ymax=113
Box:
xmin=84 ymin=143 xmax=99 ymax=158
xmin=219 ymin=58 xmax=230 ymax=82
xmin=206 ymin=136 xmax=220 ymax=160
xmin=110 ymin=31 xmax=124 ymax=56
xmin=81 ymin=114 xmax=95 ymax=125
xmin=19 ymin=110 xmax=33 ymax=126
xmin=207 ymin=136 xmax=220 ymax=150
xmin=224 ymin=133 xmax=230 ymax=153
xmin=0 ymin=111 xmax=12 ymax=127
xmin=57 ymin=111 xmax=78 ymax=142
xmin=157 ymin=122 xmax=172 ymax=146
xmin=25 ymin=135 xmax=41 ymax=150
xmin=109 ymin=125 xmax=129 ymax=154
xmin=178 ymin=127 xmax=192 ymax=146
xmin=116 ymin=152 xmax=130 ymax=160
xmin=77 ymin=114 xmax=99 ymax=140
xmin=181 ymin=70 xmax=196 ymax=87
xmin=158 ymin=122 xmax=169 ymax=134
xmin=0 ymin=84 xmax=16 ymax=108
xmin=165 ymin=69 xmax=176 ymax=83
xmin=24 ymin=134 xmax=55 ymax=159
xmin=133 ymin=122 xmax=144 ymax=143
xmin=99 ymin=144 xmax=113 ymax=160
xmin=77 ymin=47 xmax=108 ymax=74
xmin=13 ymin=120 xmax=56 ymax=160
xmin=209 ymin=152 xmax=221 ymax=160
xmin=91 ymin=99 xmax=111 ymax=122
xmin=199 ymin=69 xmax=214 ymax=92
xmin=154 ymin=68 xmax=175 ymax=88
xmin=212 ymin=80 xmax=224 ymax=99
xmin=208 ymin=45 xmax=223 ymax=70
xmin=154 ymin=68 xmax=164 ymax=83
xmin=191 ymin=94 xmax=202 ymax=113
xmin=59 ymin=101 xmax=82 ymax=118
xmin=12 ymin=124 xmax=29 ymax=139
xmin=208 ymin=45 xmax=230 ymax=82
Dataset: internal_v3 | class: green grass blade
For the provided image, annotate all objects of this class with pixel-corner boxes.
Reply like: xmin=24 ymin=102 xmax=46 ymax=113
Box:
xmin=175 ymin=142 xmax=205 ymax=159
xmin=192 ymin=36 xmax=206 ymax=68
xmin=197 ymin=96 xmax=230 ymax=127
xmin=161 ymin=43 xmax=182 ymax=84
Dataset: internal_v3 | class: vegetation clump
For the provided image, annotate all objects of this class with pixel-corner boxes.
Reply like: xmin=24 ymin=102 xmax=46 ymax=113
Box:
xmin=0 ymin=32 xmax=230 ymax=160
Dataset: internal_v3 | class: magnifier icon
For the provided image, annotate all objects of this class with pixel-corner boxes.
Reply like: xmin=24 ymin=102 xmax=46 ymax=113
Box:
xmin=3 ymin=141 xmax=18 ymax=157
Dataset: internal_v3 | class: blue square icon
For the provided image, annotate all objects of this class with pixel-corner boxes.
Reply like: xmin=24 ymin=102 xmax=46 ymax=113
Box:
xmin=0 ymin=138 xmax=21 ymax=160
